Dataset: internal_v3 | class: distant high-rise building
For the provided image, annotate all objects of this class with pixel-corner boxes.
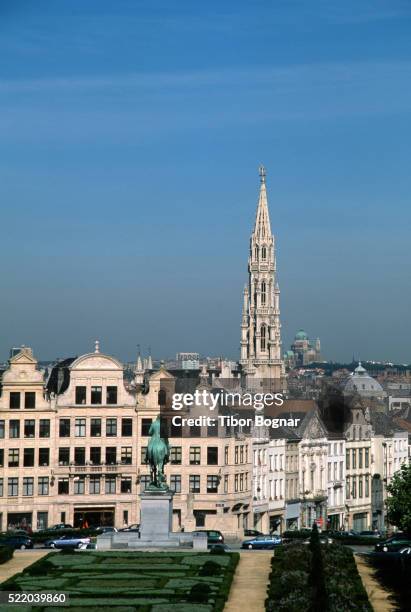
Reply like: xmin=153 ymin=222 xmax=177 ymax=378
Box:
xmin=240 ymin=167 xmax=284 ymax=390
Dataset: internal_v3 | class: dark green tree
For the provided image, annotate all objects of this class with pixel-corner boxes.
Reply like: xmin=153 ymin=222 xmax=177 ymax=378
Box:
xmin=386 ymin=463 xmax=411 ymax=534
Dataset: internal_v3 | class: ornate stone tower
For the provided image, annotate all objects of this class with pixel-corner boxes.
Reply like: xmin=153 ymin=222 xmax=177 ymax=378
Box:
xmin=240 ymin=166 xmax=285 ymax=390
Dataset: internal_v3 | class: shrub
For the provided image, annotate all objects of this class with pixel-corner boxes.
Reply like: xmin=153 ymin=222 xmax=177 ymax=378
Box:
xmin=0 ymin=546 xmax=13 ymax=565
xmin=187 ymin=583 xmax=211 ymax=603
xmin=199 ymin=560 xmax=221 ymax=577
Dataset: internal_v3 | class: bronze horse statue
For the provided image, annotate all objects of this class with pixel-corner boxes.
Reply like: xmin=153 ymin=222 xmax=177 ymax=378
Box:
xmin=145 ymin=415 xmax=170 ymax=489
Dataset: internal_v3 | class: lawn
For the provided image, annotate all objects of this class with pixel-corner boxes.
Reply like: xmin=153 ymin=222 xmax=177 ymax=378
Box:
xmin=0 ymin=549 xmax=239 ymax=612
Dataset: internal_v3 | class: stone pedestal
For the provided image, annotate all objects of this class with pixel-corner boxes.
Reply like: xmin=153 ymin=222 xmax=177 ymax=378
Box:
xmin=140 ymin=489 xmax=174 ymax=541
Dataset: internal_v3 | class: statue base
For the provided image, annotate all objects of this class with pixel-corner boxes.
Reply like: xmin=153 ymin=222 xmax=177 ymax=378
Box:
xmin=139 ymin=488 xmax=173 ymax=540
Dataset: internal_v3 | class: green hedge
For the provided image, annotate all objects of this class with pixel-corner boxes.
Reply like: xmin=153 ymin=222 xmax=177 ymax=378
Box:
xmin=266 ymin=527 xmax=372 ymax=611
xmin=283 ymin=530 xmax=382 ymax=546
xmin=0 ymin=546 xmax=14 ymax=565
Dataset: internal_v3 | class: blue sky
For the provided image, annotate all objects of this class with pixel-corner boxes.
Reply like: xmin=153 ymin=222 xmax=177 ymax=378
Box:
xmin=1 ymin=0 xmax=411 ymax=363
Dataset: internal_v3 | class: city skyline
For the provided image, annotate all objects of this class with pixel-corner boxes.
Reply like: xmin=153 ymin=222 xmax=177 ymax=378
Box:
xmin=1 ymin=1 xmax=411 ymax=362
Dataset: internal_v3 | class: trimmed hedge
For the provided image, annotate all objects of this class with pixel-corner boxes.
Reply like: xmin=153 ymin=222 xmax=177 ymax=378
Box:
xmin=0 ymin=550 xmax=239 ymax=612
xmin=266 ymin=526 xmax=372 ymax=611
xmin=0 ymin=546 xmax=14 ymax=565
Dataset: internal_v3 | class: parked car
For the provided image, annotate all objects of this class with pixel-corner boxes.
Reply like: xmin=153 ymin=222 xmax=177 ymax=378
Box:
xmin=0 ymin=535 xmax=34 ymax=550
xmin=304 ymin=535 xmax=333 ymax=545
xmin=95 ymin=526 xmax=118 ymax=534
xmin=119 ymin=524 xmax=140 ymax=533
xmin=46 ymin=535 xmax=91 ymax=549
xmin=209 ymin=543 xmax=230 ymax=552
xmin=241 ymin=535 xmax=282 ymax=550
xmin=368 ymin=546 xmax=411 ymax=563
xmin=192 ymin=530 xmax=224 ymax=544
xmin=244 ymin=529 xmax=263 ymax=537
xmin=375 ymin=534 xmax=411 ymax=552
xmin=360 ymin=530 xmax=382 ymax=538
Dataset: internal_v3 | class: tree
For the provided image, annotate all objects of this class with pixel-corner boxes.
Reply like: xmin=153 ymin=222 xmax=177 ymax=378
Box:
xmin=386 ymin=463 xmax=411 ymax=534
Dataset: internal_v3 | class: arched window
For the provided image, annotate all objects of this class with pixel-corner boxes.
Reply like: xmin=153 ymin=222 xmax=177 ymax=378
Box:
xmin=261 ymin=325 xmax=266 ymax=350
xmin=262 ymin=247 xmax=266 ymax=260
xmin=158 ymin=389 xmax=167 ymax=407
xmin=261 ymin=281 xmax=266 ymax=304
xmin=254 ymin=246 xmax=258 ymax=260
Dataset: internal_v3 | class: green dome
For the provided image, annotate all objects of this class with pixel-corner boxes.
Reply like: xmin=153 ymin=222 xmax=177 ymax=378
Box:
xmin=295 ymin=329 xmax=308 ymax=340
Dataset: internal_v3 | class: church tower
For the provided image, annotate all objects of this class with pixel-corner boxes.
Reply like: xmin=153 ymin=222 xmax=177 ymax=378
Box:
xmin=240 ymin=166 xmax=285 ymax=390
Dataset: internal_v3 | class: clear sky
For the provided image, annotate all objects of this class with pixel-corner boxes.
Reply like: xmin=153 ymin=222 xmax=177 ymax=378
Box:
xmin=1 ymin=0 xmax=411 ymax=364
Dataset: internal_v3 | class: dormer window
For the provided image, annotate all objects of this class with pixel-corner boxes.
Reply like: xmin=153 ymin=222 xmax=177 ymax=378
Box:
xmin=91 ymin=386 xmax=102 ymax=405
xmin=9 ymin=392 xmax=21 ymax=409
xmin=158 ymin=389 xmax=167 ymax=407
xmin=107 ymin=386 xmax=118 ymax=405
xmin=24 ymin=392 xmax=35 ymax=409
xmin=75 ymin=386 xmax=87 ymax=405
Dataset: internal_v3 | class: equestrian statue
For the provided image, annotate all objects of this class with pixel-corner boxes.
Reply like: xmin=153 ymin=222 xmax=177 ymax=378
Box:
xmin=145 ymin=415 xmax=170 ymax=491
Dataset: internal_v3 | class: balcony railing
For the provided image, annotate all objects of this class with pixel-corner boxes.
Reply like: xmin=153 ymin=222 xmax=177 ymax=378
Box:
xmin=54 ymin=463 xmax=137 ymax=476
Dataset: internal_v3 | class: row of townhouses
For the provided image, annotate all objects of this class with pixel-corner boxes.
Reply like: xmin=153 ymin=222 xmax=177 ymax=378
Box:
xmin=0 ymin=345 xmax=409 ymax=536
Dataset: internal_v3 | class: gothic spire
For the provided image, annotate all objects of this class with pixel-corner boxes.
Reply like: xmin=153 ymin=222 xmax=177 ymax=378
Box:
xmin=253 ymin=165 xmax=272 ymax=239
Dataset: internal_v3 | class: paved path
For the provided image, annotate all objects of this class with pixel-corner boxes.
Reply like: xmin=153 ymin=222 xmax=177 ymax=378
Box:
xmin=355 ymin=555 xmax=396 ymax=612
xmin=0 ymin=551 xmax=50 ymax=585
xmin=225 ymin=551 xmax=272 ymax=612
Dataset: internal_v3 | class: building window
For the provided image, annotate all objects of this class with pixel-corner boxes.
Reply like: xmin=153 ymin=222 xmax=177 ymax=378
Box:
xmin=170 ymin=447 xmax=182 ymax=464
xmin=346 ymin=450 xmax=350 ymax=470
xmin=57 ymin=478 xmax=69 ymax=495
xmin=240 ymin=446 xmax=244 ymax=463
xmin=234 ymin=474 xmax=239 ymax=492
xmin=25 ymin=392 xmax=36 ymax=409
xmin=23 ymin=477 xmax=34 ymax=496
xmin=75 ymin=418 xmax=86 ymax=437
xmin=365 ymin=475 xmax=370 ymax=497
xmin=358 ymin=448 xmax=363 ymax=469
xmin=235 ymin=447 xmax=239 ymax=464
xmin=107 ymin=386 xmax=118 ymax=405
xmin=9 ymin=420 xmax=20 ymax=438
xmin=170 ymin=475 xmax=181 ymax=493
xmin=141 ymin=419 xmax=152 ymax=436
xmin=59 ymin=419 xmax=70 ymax=437
xmin=89 ymin=476 xmax=101 ymax=494
xmin=352 ymin=449 xmax=356 ymax=469
xmin=189 ymin=447 xmax=201 ymax=465
xmin=58 ymin=448 xmax=70 ymax=465
xmin=121 ymin=478 xmax=132 ymax=493
xmin=190 ymin=424 xmax=201 ymax=437
xmin=358 ymin=476 xmax=363 ymax=498
xmin=39 ymin=448 xmax=49 ymax=466
xmin=346 ymin=477 xmax=350 ymax=499
xmin=365 ymin=448 xmax=369 ymax=468
xmin=224 ymin=446 xmax=229 ymax=465
xmin=207 ymin=420 xmax=218 ymax=436
xmin=90 ymin=447 xmax=101 ymax=465
xmin=0 ymin=450 xmax=3 ymax=467
xmin=0 ymin=478 xmax=3 ymax=496
xmin=121 ymin=447 xmax=132 ymax=465
xmin=240 ymin=473 xmax=244 ymax=491
xmin=262 ymin=246 xmax=267 ymax=260
xmin=106 ymin=418 xmax=117 ymax=437
xmin=105 ymin=476 xmax=116 ymax=494
xmin=352 ymin=477 xmax=357 ymax=499
xmin=24 ymin=420 xmax=35 ymax=438
xmin=74 ymin=447 xmax=85 ymax=465
xmin=73 ymin=477 xmax=84 ymax=495
xmin=121 ymin=418 xmax=133 ymax=436
xmin=75 ymin=386 xmax=87 ymax=405
xmin=23 ymin=448 xmax=34 ymax=467
xmin=207 ymin=475 xmax=219 ymax=493
xmin=0 ymin=420 xmax=4 ymax=438
xmin=158 ymin=389 xmax=167 ymax=407
xmin=261 ymin=281 xmax=266 ymax=305
xmin=39 ymin=419 xmax=50 ymax=438
xmin=38 ymin=476 xmax=49 ymax=495
xmin=90 ymin=418 xmax=101 ymax=437
xmin=189 ymin=475 xmax=200 ymax=493
xmin=10 ymin=392 xmax=21 ymax=409
xmin=141 ymin=446 xmax=147 ymax=464
xmin=140 ymin=475 xmax=150 ymax=491
xmin=105 ymin=447 xmax=116 ymax=465
xmin=123 ymin=510 xmax=128 ymax=525
xmin=8 ymin=478 xmax=18 ymax=497
xmin=224 ymin=474 xmax=229 ymax=493
xmin=91 ymin=386 xmax=102 ymax=405
xmin=8 ymin=448 xmax=19 ymax=467
xmin=207 ymin=447 xmax=218 ymax=465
